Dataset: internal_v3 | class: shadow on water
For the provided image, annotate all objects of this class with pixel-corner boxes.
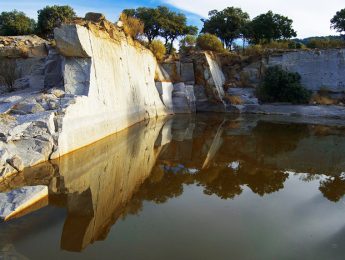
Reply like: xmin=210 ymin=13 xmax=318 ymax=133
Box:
xmin=2 ymin=113 xmax=345 ymax=255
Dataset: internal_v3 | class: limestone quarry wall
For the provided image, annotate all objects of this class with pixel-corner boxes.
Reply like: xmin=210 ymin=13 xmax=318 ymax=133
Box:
xmin=0 ymin=22 xmax=170 ymax=177
xmin=52 ymin=24 xmax=168 ymax=157
xmin=236 ymin=49 xmax=345 ymax=92
xmin=268 ymin=49 xmax=345 ymax=92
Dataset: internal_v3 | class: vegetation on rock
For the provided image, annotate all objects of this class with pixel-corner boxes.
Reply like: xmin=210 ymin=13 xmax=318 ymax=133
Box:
xmin=149 ymin=40 xmax=166 ymax=61
xmin=123 ymin=6 xmax=197 ymax=53
xmin=179 ymin=35 xmax=197 ymax=53
xmin=257 ymin=66 xmax=311 ymax=104
xmin=201 ymin=7 xmax=250 ymax=50
xmin=120 ymin=13 xmax=144 ymax=40
xmin=196 ymin=33 xmax=225 ymax=53
xmin=0 ymin=10 xmax=35 ymax=36
xmin=36 ymin=5 xmax=76 ymax=38
xmin=306 ymin=38 xmax=345 ymax=49
xmin=0 ymin=58 xmax=20 ymax=92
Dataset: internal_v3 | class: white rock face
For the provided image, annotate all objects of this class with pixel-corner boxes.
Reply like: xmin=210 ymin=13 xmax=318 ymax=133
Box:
xmin=205 ymin=52 xmax=225 ymax=99
xmin=239 ymin=49 xmax=345 ymax=92
xmin=268 ymin=49 xmax=345 ymax=92
xmin=156 ymin=82 xmax=173 ymax=112
xmin=172 ymin=82 xmax=196 ymax=114
xmin=52 ymin=24 xmax=169 ymax=158
xmin=0 ymin=23 xmax=170 ymax=176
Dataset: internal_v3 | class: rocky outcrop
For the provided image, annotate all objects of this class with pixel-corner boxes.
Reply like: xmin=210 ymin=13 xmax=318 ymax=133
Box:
xmin=231 ymin=49 xmax=345 ymax=93
xmin=0 ymin=36 xmax=49 ymax=94
xmin=156 ymin=52 xmax=227 ymax=113
xmin=0 ymin=16 xmax=169 ymax=177
xmin=268 ymin=49 xmax=345 ymax=92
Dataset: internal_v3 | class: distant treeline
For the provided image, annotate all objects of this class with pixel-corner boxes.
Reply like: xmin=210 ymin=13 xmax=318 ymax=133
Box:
xmin=0 ymin=5 xmax=344 ymax=54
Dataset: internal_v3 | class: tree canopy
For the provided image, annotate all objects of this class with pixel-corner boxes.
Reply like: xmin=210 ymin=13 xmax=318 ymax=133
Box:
xmin=331 ymin=8 xmax=345 ymax=36
xmin=0 ymin=10 xmax=35 ymax=36
xmin=201 ymin=7 xmax=250 ymax=50
xmin=36 ymin=5 xmax=76 ymax=38
xmin=123 ymin=6 xmax=197 ymax=53
xmin=248 ymin=11 xmax=297 ymax=44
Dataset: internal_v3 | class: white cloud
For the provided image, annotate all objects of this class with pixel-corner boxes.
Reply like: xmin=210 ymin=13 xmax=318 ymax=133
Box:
xmin=163 ymin=0 xmax=344 ymax=38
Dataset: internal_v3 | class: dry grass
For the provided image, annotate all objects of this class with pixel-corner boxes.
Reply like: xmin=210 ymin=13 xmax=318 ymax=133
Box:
xmin=0 ymin=114 xmax=16 ymax=121
xmin=149 ymin=40 xmax=167 ymax=62
xmin=225 ymin=95 xmax=243 ymax=105
xmin=120 ymin=13 xmax=144 ymax=40
xmin=310 ymin=93 xmax=338 ymax=105
xmin=0 ymin=58 xmax=20 ymax=92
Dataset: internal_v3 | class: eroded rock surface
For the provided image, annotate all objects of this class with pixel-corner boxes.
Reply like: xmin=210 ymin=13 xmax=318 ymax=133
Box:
xmin=0 ymin=15 xmax=170 ymax=177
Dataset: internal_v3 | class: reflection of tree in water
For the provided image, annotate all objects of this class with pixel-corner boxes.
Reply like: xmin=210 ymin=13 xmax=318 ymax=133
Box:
xmin=238 ymin=166 xmax=289 ymax=196
xmin=319 ymin=176 xmax=345 ymax=202
xmin=125 ymin=160 xmax=289 ymax=215
xmin=197 ymin=167 xmax=242 ymax=199
xmin=123 ymin=164 xmax=195 ymax=218
xmin=253 ymin=122 xmax=310 ymax=156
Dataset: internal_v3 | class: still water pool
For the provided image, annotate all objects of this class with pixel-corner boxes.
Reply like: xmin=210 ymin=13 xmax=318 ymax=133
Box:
xmin=1 ymin=114 xmax=345 ymax=260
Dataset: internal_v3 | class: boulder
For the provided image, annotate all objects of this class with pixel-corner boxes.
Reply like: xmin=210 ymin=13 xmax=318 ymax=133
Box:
xmin=227 ymin=88 xmax=258 ymax=105
xmin=172 ymin=83 xmax=196 ymax=114
xmin=0 ymin=185 xmax=48 ymax=221
xmin=85 ymin=13 xmax=106 ymax=22
xmin=6 ymin=155 xmax=24 ymax=172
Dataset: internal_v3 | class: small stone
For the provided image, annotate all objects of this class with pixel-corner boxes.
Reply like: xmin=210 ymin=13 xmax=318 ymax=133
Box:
xmin=6 ymin=155 xmax=24 ymax=172
xmin=116 ymin=21 xmax=124 ymax=28
xmin=49 ymin=88 xmax=65 ymax=98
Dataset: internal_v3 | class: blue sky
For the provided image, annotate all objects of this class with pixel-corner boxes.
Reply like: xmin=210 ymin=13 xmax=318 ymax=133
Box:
xmin=1 ymin=0 xmax=344 ymax=38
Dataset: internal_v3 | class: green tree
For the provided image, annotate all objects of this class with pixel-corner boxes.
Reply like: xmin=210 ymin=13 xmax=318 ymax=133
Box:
xmin=36 ymin=5 xmax=76 ymax=38
xmin=124 ymin=6 xmax=197 ymax=53
xmin=179 ymin=34 xmax=197 ymax=53
xmin=331 ymin=9 xmax=345 ymax=37
xmin=123 ymin=7 xmax=161 ymax=43
xmin=201 ymin=7 xmax=250 ymax=50
xmin=248 ymin=11 xmax=297 ymax=44
xmin=160 ymin=8 xmax=198 ymax=53
xmin=257 ymin=66 xmax=311 ymax=104
xmin=0 ymin=10 xmax=35 ymax=36
xmin=196 ymin=33 xmax=225 ymax=52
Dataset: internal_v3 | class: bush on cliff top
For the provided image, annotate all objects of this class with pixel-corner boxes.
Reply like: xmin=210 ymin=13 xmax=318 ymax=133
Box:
xmin=120 ymin=13 xmax=144 ymax=40
xmin=257 ymin=66 xmax=311 ymax=104
xmin=149 ymin=40 xmax=166 ymax=61
xmin=0 ymin=10 xmax=35 ymax=36
xmin=196 ymin=33 xmax=225 ymax=53
xmin=36 ymin=5 xmax=76 ymax=38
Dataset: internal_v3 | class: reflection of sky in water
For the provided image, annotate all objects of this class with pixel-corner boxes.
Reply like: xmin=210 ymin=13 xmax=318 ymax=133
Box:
xmin=1 ymin=114 xmax=345 ymax=259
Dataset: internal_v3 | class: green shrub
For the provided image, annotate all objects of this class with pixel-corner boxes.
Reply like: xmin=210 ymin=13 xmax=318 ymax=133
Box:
xmin=257 ymin=66 xmax=311 ymax=104
xmin=149 ymin=40 xmax=166 ymax=61
xmin=36 ymin=5 xmax=76 ymax=38
xmin=120 ymin=13 xmax=144 ymax=39
xmin=0 ymin=10 xmax=35 ymax=36
xmin=196 ymin=33 xmax=225 ymax=53
xmin=179 ymin=35 xmax=197 ymax=53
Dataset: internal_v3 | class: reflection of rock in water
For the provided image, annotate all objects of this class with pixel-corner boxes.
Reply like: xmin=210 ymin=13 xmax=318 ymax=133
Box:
xmin=49 ymin=118 xmax=170 ymax=252
xmin=2 ymin=114 xmax=345 ymax=252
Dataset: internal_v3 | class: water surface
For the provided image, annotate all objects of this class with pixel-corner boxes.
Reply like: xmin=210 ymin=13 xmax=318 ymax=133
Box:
xmin=1 ymin=114 xmax=345 ymax=260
